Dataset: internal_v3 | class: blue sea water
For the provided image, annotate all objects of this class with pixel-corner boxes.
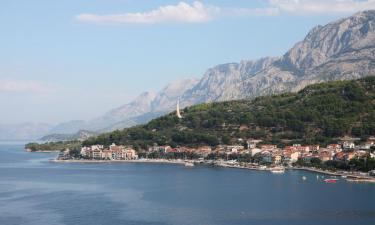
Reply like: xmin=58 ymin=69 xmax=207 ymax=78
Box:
xmin=0 ymin=143 xmax=375 ymax=225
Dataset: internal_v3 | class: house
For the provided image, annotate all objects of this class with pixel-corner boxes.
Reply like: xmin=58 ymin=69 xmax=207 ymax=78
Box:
xmin=125 ymin=148 xmax=138 ymax=159
xmin=109 ymin=143 xmax=125 ymax=152
xmin=250 ymin=148 xmax=262 ymax=156
xmin=225 ymin=145 xmax=245 ymax=152
xmin=272 ymin=153 xmax=282 ymax=165
xmin=91 ymin=149 xmax=103 ymax=159
xmin=102 ymin=150 xmax=113 ymax=160
xmin=360 ymin=140 xmax=375 ymax=150
xmin=308 ymin=145 xmax=320 ymax=152
xmin=91 ymin=145 xmax=104 ymax=150
xmin=334 ymin=151 xmax=355 ymax=162
xmin=318 ymin=150 xmax=332 ymax=162
xmin=148 ymin=145 xmax=172 ymax=153
xmin=345 ymin=152 xmax=356 ymax=161
xmin=283 ymin=150 xmax=299 ymax=163
xmin=80 ymin=146 xmax=90 ymax=157
xmin=260 ymin=145 xmax=278 ymax=150
xmin=196 ymin=146 xmax=212 ymax=156
xmin=246 ymin=139 xmax=262 ymax=149
xmin=296 ymin=145 xmax=310 ymax=153
xmin=342 ymin=141 xmax=355 ymax=149
xmin=355 ymin=150 xmax=368 ymax=159
xmin=260 ymin=151 xmax=272 ymax=163
xmin=327 ymin=144 xmax=342 ymax=152
xmin=300 ymin=153 xmax=314 ymax=163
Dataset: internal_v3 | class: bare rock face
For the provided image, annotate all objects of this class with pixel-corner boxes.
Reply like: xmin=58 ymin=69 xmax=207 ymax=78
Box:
xmin=181 ymin=57 xmax=279 ymax=105
xmin=182 ymin=10 xmax=375 ymax=105
xmin=151 ymin=78 xmax=199 ymax=111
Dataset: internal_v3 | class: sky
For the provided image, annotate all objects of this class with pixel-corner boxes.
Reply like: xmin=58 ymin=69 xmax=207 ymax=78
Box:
xmin=1 ymin=0 xmax=375 ymax=125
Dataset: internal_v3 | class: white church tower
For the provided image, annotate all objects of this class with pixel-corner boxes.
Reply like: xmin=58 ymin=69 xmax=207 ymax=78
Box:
xmin=176 ymin=99 xmax=183 ymax=119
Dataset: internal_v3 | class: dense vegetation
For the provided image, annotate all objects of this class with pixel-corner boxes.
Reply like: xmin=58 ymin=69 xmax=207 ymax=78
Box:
xmin=82 ymin=77 xmax=375 ymax=149
xmin=25 ymin=141 xmax=81 ymax=152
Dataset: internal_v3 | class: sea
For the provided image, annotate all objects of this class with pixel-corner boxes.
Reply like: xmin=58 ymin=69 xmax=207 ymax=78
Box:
xmin=0 ymin=143 xmax=375 ymax=225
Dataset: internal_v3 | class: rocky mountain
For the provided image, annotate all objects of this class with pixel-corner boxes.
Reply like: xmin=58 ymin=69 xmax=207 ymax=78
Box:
xmin=36 ymin=10 xmax=375 ymax=139
xmin=48 ymin=78 xmax=198 ymax=135
xmin=181 ymin=10 xmax=375 ymax=105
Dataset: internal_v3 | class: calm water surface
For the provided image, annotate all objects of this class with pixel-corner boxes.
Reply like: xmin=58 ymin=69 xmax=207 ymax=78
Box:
xmin=0 ymin=144 xmax=375 ymax=225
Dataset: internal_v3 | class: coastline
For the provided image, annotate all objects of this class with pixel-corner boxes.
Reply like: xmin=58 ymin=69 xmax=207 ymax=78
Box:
xmin=51 ymin=158 xmax=375 ymax=183
xmin=51 ymin=158 xmax=186 ymax=165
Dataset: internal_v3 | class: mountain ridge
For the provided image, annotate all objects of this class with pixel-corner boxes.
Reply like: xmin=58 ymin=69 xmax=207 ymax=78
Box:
xmin=3 ymin=10 xmax=375 ymax=140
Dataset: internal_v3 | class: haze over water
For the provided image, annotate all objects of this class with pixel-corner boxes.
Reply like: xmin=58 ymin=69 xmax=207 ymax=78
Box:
xmin=1 ymin=144 xmax=375 ymax=225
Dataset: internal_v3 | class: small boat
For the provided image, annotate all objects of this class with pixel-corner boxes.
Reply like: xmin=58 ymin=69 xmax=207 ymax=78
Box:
xmin=270 ymin=166 xmax=285 ymax=174
xmin=184 ymin=162 xmax=194 ymax=167
xmin=302 ymin=176 xmax=307 ymax=180
xmin=324 ymin=178 xmax=338 ymax=183
xmin=259 ymin=165 xmax=267 ymax=170
xmin=341 ymin=175 xmax=347 ymax=178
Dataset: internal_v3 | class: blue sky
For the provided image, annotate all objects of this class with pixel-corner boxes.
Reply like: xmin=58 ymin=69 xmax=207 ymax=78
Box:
xmin=1 ymin=0 xmax=374 ymax=124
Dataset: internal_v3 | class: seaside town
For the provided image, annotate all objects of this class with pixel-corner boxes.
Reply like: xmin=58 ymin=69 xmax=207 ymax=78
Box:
xmin=56 ymin=137 xmax=375 ymax=182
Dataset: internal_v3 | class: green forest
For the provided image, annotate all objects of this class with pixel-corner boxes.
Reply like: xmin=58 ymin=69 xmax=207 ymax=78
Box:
xmin=82 ymin=76 xmax=375 ymax=149
xmin=25 ymin=141 xmax=81 ymax=152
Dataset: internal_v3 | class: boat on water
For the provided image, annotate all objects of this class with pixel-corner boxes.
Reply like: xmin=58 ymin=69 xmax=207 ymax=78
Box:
xmin=258 ymin=165 xmax=267 ymax=170
xmin=324 ymin=178 xmax=338 ymax=183
xmin=270 ymin=166 xmax=285 ymax=174
xmin=302 ymin=176 xmax=307 ymax=180
xmin=184 ymin=162 xmax=194 ymax=167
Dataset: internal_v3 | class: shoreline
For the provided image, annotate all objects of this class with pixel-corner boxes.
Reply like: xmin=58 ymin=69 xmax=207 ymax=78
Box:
xmin=51 ymin=158 xmax=186 ymax=165
xmin=51 ymin=158 xmax=375 ymax=183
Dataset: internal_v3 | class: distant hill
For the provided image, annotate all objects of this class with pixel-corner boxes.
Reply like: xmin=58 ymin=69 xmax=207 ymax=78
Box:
xmin=40 ymin=130 xmax=97 ymax=142
xmin=83 ymin=77 xmax=375 ymax=149
xmin=0 ymin=123 xmax=52 ymax=141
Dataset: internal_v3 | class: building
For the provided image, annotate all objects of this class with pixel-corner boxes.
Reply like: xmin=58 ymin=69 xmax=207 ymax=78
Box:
xmin=327 ymin=144 xmax=342 ymax=152
xmin=318 ymin=150 xmax=333 ymax=162
xmin=196 ymin=146 xmax=212 ymax=156
xmin=225 ymin=145 xmax=245 ymax=153
xmin=148 ymin=145 xmax=172 ymax=153
xmin=246 ymin=139 xmax=262 ymax=149
xmin=250 ymin=148 xmax=262 ymax=156
xmin=272 ymin=153 xmax=282 ymax=165
xmin=283 ymin=150 xmax=299 ymax=163
xmin=260 ymin=145 xmax=278 ymax=150
xmin=82 ymin=144 xmax=138 ymax=160
xmin=342 ymin=141 xmax=355 ymax=149
xmin=260 ymin=151 xmax=272 ymax=163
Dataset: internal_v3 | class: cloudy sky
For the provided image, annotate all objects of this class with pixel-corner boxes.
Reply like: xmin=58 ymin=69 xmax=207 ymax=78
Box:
xmin=1 ymin=0 xmax=375 ymax=124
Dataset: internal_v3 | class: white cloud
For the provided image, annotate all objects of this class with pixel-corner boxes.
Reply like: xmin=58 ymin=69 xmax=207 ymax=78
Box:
xmin=0 ymin=79 xmax=56 ymax=93
xmin=75 ymin=0 xmax=375 ymax=25
xmin=76 ymin=1 xmax=220 ymax=24
xmin=270 ymin=0 xmax=375 ymax=14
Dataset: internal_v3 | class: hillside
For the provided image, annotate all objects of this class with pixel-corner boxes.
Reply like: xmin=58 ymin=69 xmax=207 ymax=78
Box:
xmin=40 ymin=130 xmax=97 ymax=142
xmin=42 ymin=10 xmax=375 ymax=138
xmin=82 ymin=77 xmax=375 ymax=149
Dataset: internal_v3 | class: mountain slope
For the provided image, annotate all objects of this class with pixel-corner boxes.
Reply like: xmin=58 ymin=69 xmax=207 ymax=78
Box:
xmin=182 ymin=10 xmax=375 ymax=106
xmin=48 ymin=10 xmax=375 ymax=138
xmin=40 ymin=130 xmax=97 ymax=142
xmin=83 ymin=77 xmax=375 ymax=148
xmin=49 ymin=79 xmax=198 ymax=134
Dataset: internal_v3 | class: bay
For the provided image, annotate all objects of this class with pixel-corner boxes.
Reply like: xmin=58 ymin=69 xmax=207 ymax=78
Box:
xmin=0 ymin=144 xmax=374 ymax=225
